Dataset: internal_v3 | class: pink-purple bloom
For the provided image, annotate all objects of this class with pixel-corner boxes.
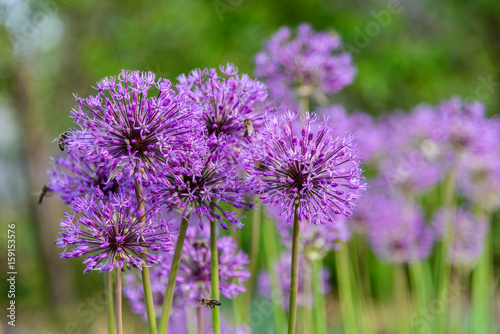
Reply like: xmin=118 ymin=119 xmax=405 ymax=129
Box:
xmin=432 ymin=208 xmax=489 ymax=267
xmin=56 ymin=189 xmax=173 ymax=273
xmin=124 ymin=225 xmax=249 ymax=316
xmin=177 ymin=63 xmax=272 ymax=151
xmin=255 ymin=23 xmax=356 ymax=107
xmin=366 ymin=195 xmax=434 ymax=264
xmin=67 ymin=70 xmax=203 ymax=180
xmin=244 ymin=110 xmax=366 ymax=226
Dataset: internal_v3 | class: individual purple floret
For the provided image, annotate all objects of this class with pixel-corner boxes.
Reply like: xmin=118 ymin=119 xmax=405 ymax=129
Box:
xmin=47 ymin=151 xmax=133 ymax=204
xmin=177 ymin=63 xmax=272 ymax=149
xmin=367 ymin=195 xmax=435 ymax=264
xmin=55 ymin=188 xmax=173 ymax=273
xmin=149 ymin=142 xmax=251 ymax=230
xmin=255 ymin=23 xmax=356 ymax=107
xmin=269 ymin=205 xmax=350 ymax=259
xmin=67 ymin=70 xmax=203 ymax=180
xmin=244 ymin=110 xmax=366 ymax=226
xmin=258 ymin=252 xmax=330 ymax=307
xmin=124 ymin=225 xmax=249 ymax=316
xmin=432 ymin=208 xmax=489 ymax=267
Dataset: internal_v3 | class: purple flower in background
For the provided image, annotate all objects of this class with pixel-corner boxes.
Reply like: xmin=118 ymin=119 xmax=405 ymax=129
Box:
xmin=47 ymin=151 xmax=133 ymax=204
xmin=244 ymin=111 xmax=366 ymax=226
xmin=432 ymin=208 xmax=489 ymax=267
xmin=269 ymin=205 xmax=350 ymax=259
xmin=177 ymin=63 xmax=272 ymax=148
xmin=67 ymin=70 xmax=203 ymax=180
xmin=125 ymin=225 xmax=249 ymax=316
xmin=367 ymin=195 xmax=434 ymax=264
xmin=258 ymin=252 xmax=330 ymax=307
xmin=318 ymin=105 xmax=384 ymax=162
xmin=255 ymin=23 xmax=356 ymax=107
xmin=56 ymin=189 xmax=172 ymax=273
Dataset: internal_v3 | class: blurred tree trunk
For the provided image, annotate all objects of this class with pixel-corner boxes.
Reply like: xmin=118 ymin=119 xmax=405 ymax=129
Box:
xmin=11 ymin=58 xmax=73 ymax=308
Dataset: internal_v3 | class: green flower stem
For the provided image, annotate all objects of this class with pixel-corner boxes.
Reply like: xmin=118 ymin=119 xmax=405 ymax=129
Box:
xmin=335 ymin=245 xmax=358 ymax=334
xmin=472 ymin=212 xmax=491 ymax=333
xmin=134 ymin=169 xmax=158 ymax=334
xmin=299 ymin=95 xmax=310 ymax=115
xmin=243 ymin=200 xmax=262 ymax=318
xmin=210 ymin=212 xmax=221 ymax=334
xmin=262 ymin=216 xmax=287 ymax=334
xmin=106 ymin=271 xmax=116 ymax=334
xmin=287 ymin=205 xmax=301 ymax=334
xmin=302 ymin=260 xmax=313 ymax=334
xmin=312 ymin=258 xmax=327 ymax=334
xmin=116 ymin=266 xmax=123 ymax=334
xmin=158 ymin=214 xmax=190 ymax=334
xmin=409 ymin=261 xmax=432 ymax=324
xmin=393 ymin=265 xmax=410 ymax=333
xmin=436 ymin=167 xmax=456 ymax=333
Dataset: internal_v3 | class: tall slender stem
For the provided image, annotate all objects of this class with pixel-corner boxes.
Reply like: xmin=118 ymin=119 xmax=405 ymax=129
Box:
xmin=116 ymin=267 xmax=123 ymax=334
xmin=158 ymin=214 xmax=190 ymax=333
xmin=287 ymin=205 xmax=300 ymax=334
xmin=210 ymin=211 xmax=221 ymax=334
xmin=299 ymin=95 xmax=310 ymax=115
xmin=134 ymin=167 xmax=158 ymax=334
xmin=106 ymin=271 xmax=116 ymax=334
xmin=335 ymin=245 xmax=358 ymax=334
xmin=312 ymin=259 xmax=327 ymax=334
xmin=198 ymin=306 xmax=203 ymax=334
xmin=262 ymin=216 xmax=287 ymax=334
xmin=244 ymin=199 xmax=262 ymax=317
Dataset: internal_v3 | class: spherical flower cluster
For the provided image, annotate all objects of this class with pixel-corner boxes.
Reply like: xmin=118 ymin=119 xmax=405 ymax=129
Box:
xmin=150 ymin=144 xmax=251 ymax=230
xmin=124 ymin=224 xmax=249 ymax=316
xmin=244 ymin=111 xmax=366 ymax=226
xmin=432 ymin=208 xmax=489 ymax=267
xmin=55 ymin=189 xmax=173 ymax=273
xmin=177 ymin=63 xmax=271 ymax=150
xmin=255 ymin=23 xmax=356 ymax=107
xmin=366 ymin=195 xmax=434 ymax=264
xmin=47 ymin=151 xmax=133 ymax=204
xmin=67 ymin=70 xmax=203 ymax=180
xmin=269 ymin=205 xmax=350 ymax=259
xmin=258 ymin=252 xmax=330 ymax=307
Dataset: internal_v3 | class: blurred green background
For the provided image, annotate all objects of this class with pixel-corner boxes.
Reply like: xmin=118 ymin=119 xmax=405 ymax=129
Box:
xmin=0 ymin=0 xmax=499 ymax=333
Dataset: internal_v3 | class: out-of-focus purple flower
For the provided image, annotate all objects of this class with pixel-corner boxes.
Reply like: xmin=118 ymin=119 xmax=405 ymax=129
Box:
xmin=269 ymin=205 xmax=350 ymax=259
xmin=255 ymin=24 xmax=356 ymax=108
xmin=47 ymin=152 xmax=133 ymax=204
xmin=244 ymin=110 xmax=366 ymax=226
xmin=149 ymin=143 xmax=251 ymax=230
xmin=258 ymin=252 xmax=330 ymax=307
xmin=318 ymin=105 xmax=384 ymax=162
xmin=367 ymin=195 xmax=434 ymax=264
xmin=177 ymin=63 xmax=272 ymax=150
xmin=432 ymin=208 xmax=489 ymax=267
xmin=67 ymin=70 xmax=203 ymax=180
xmin=55 ymin=189 xmax=173 ymax=273
xmin=124 ymin=225 xmax=249 ymax=317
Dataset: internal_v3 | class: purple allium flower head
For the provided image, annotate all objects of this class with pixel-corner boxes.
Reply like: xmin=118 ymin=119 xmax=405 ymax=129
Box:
xmin=47 ymin=151 xmax=133 ymax=204
xmin=150 ymin=143 xmax=251 ymax=230
xmin=258 ymin=252 xmax=330 ymax=307
xmin=177 ymin=63 xmax=272 ymax=151
xmin=367 ymin=195 xmax=434 ymax=264
xmin=255 ymin=24 xmax=356 ymax=108
xmin=124 ymin=225 xmax=249 ymax=316
xmin=269 ymin=205 xmax=350 ymax=259
xmin=55 ymin=189 xmax=173 ymax=273
xmin=244 ymin=110 xmax=366 ymax=226
xmin=67 ymin=70 xmax=203 ymax=180
xmin=317 ymin=105 xmax=384 ymax=162
xmin=432 ymin=208 xmax=489 ymax=267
